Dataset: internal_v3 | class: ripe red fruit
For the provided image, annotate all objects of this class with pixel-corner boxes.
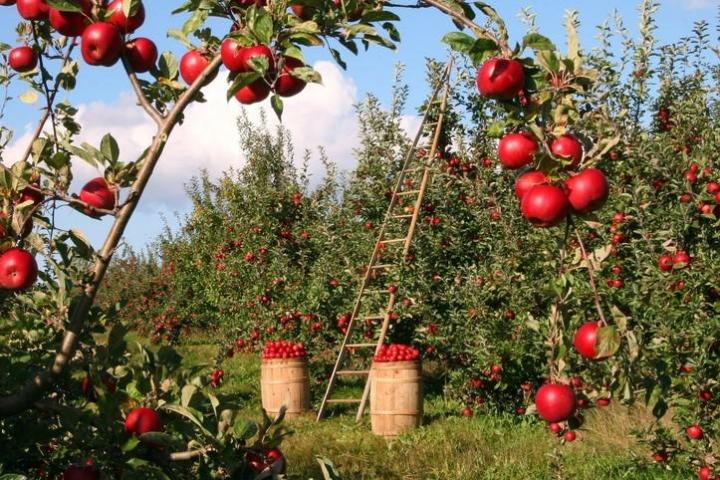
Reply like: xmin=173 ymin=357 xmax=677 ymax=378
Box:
xmin=673 ymin=250 xmax=691 ymax=268
xmin=49 ymin=0 xmax=91 ymax=37
xmin=222 ymin=41 xmax=275 ymax=74
xmin=707 ymin=181 xmax=720 ymax=194
xmin=235 ymin=79 xmax=271 ymax=104
xmin=8 ymin=46 xmax=38 ymax=73
xmin=652 ymin=451 xmax=667 ymax=463
xmin=274 ymin=57 xmax=307 ymax=97
xmin=0 ymin=0 xmax=17 ymax=5
xmin=462 ymin=406 xmax=473 ymax=417
xmin=63 ymin=465 xmax=99 ymax=480
xmin=563 ymin=430 xmax=577 ymax=442
xmin=658 ymin=255 xmax=674 ymax=272
xmin=17 ymin=0 xmax=48 ymax=20
xmin=535 ymin=383 xmax=576 ymax=423
xmin=699 ymin=466 xmax=713 ymax=480
xmin=573 ymin=321 xmax=609 ymax=360
xmin=18 ymin=185 xmax=44 ymax=206
xmin=498 ymin=132 xmax=538 ymax=169
xmin=124 ymin=37 xmax=158 ymax=73
xmin=180 ymin=50 xmax=216 ymax=86
xmin=564 ymin=168 xmax=609 ymax=214
xmin=81 ymin=23 xmax=123 ymax=67
xmin=476 ymin=57 xmax=525 ymax=101
xmin=514 ymin=170 xmax=549 ymax=200
xmin=687 ymin=424 xmax=703 ymax=440
xmin=520 ymin=184 xmax=568 ymax=227
xmin=0 ymin=247 xmax=38 ymax=291
xmin=597 ymin=397 xmax=611 ymax=407
xmin=107 ymin=0 xmax=145 ymax=34
xmin=79 ymin=177 xmax=116 ymax=215
xmin=549 ymin=422 xmax=563 ymax=434
xmin=124 ymin=407 xmax=162 ymax=436
xmin=550 ymin=134 xmax=583 ymax=168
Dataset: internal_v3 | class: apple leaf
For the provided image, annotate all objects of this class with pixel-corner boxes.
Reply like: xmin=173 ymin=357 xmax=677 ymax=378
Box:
xmin=362 ymin=11 xmax=399 ymax=22
xmin=442 ymin=32 xmax=475 ymax=54
xmin=158 ymin=52 xmax=179 ymax=80
xmin=290 ymin=66 xmax=322 ymax=84
xmin=271 ymin=94 xmax=283 ymax=120
xmin=316 ymin=456 xmax=342 ymax=480
xmin=329 ymin=48 xmax=347 ymax=70
xmin=232 ymin=417 xmax=259 ymax=440
xmin=523 ymin=33 xmax=556 ymax=52
xmin=100 ymin=133 xmax=120 ymax=165
xmin=45 ymin=0 xmax=82 ymax=12
xmin=250 ymin=9 xmax=274 ymax=45
xmin=181 ymin=384 xmax=197 ymax=407
xmin=182 ymin=8 xmax=208 ymax=36
xmin=596 ymin=325 xmax=621 ymax=359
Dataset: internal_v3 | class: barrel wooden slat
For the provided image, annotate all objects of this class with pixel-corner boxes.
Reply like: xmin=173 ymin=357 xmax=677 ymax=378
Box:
xmin=370 ymin=360 xmax=423 ymax=437
xmin=260 ymin=358 xmax=311 ymax=419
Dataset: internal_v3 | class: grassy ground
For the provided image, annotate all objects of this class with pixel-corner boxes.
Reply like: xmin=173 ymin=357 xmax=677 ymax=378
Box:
xmin=167 ymin=339 xmax=690 ymax=480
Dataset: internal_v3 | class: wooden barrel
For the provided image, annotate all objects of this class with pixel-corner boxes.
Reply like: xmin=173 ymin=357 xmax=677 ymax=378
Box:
xmin=260 ymin=358 xmax=311 ymax=419
xmin=370 ymin=360 xmax=423 ymax=437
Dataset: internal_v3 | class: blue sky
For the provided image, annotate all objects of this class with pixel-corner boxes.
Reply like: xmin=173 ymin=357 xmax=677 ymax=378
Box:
xmin=1 ymin=0 xmax=717 ymax=251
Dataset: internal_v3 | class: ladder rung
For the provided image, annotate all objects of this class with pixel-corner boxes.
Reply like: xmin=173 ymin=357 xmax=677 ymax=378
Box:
xmin=370 ymin=264 xmax=397 ymax=270
xmin=390 ymin=214 xmax=413 ymax=219
xmin=396 ymin=190 xmax=420 ymax=196
xmin=327 ymin=399 xmax=362 ymax=404
xmin=382 ymin=237 xmax=407 ymax=244
xmin=337 ymin=370 xmax=370 ymax=376
xmin=363 ymin=290 xmax=389 ymax=295
xmin=346 ymin=343 xmax=377 ymax=348
xmin=404 ymin=167 xmax=425 ymax=173
xmin=364 ymin=315 xmax=385 ymax=321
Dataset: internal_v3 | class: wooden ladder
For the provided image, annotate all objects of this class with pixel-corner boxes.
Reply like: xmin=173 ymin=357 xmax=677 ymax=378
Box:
xmin=316 ymin=59 xmax=454 ymax=422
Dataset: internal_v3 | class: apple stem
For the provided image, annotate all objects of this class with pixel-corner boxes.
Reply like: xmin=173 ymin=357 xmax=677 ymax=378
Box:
xmin=574 ymin=227 xmax=608 ymax=326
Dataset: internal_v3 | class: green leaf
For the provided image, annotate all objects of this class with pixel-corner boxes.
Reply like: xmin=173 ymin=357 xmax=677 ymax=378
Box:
xmin=523 ymin=33 xmax=556 ymax=52
xmin=45 ymin=0 xmax=82 ymax=12
xmin=182 ymin=9 xmax=209 ymax=36
xmin=181 ymin=384 xmax=197 ymax=407
xmin=271 ymin=94 xmax=283 ymax=120
xmin=68 ymin=229 xmax=94 ymax=257
xmin=316 ymin=456 xmax=342 ymax=480
xmin=232 ymin=418 xmax=258 ymax=440
xmin=290 ymin=66 xmax=321 ymax=84
xmin=596 ymin=325 xmax=621 ymax=358
xmin=100 ymin=133 xmax=120 ymax=165
xmin=167 ymin=30 xmax=193 ymax=51
xmin=441 ymin=32 xmax=475 ymax=53
xmin=158 ymin=52 xmax=179 ymax=80
xmin=251 ymin=10 xmax=274 ymax=45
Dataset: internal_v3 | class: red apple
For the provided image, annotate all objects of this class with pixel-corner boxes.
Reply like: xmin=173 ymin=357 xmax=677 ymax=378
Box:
xmin=673 ymin=250 xmax=691 ymax=268
xmin=180 ymin=50 xmax=216 ymax=86
xmin=235 ymin=79 xmax=271 ymax=104
xmin=79 ymin=177 xmax=116 ymax=215
xmin=551 ymin=134 xmax=583 ymax=168
xmin=476 ymin=57 xmax=525 ymax=101
xmin=107 ymin=0 xmax=145 ymax=34
xmin=564 ymin=430 xmax=576 ymax=442
xmin=535 ymin=383 xmax=576 ymax=422
xmin=17 ymin=0 xmax=49 ymax=20
xmin=49 ymin=0 xmax=92 ymax=37
xmin=520 ymin=184 xmax=568 ymax=227
xmin=81 ymin=22 xmax=123 ymax=66
xmin=124 ymin=407 xmax=162 ymax=436
xmin=291 ymin=4 xmax=314 ymax=20
xmin=274 ymin=57 xmax=306 ymax=97
xmin=698 ymin=466 xmax=712 ymax=480
xmin=18 ymin=185 xmax=44 ymax=206
xmin=63 ymin=465 xmax=99 ymax=480
xmin=573 ymin=321 xmax=610 ymax=360
xmin=124 ymin=37 xmax=157 ymax=73
xmin=8 ymin=46 xmax=38 ymax=73
xmin=564 ymin=168 xmax=609 ymax=214
xmin=687 ymin=424 xmax=703 ymax=440
xmin=0 ymin=0 xmax=17 ymax=5
xmin=0 ymin=247 xmax=39 ymax=291
xmin=222 ymin=40 xmax=275 ymax=75
xmin=498 ymin=132 xmax=538 ymax=169
xmin=514 ymin=170 xmax=548 ymax=200
xmin=658 ymin=255 xmax=674 ymax=272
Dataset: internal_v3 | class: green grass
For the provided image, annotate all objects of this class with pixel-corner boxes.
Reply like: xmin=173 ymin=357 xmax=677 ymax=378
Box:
xmin=165 ymin=340 xmax=691 ymax=480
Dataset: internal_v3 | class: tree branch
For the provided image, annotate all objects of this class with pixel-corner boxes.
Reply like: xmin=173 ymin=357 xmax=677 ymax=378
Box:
xmin=574 ymin=227 xmax=608 ymax=326
xmin=0 ymin=54 xmax=224 ymax=418
xmin=121 ymin=55 xmax=164 ymax=126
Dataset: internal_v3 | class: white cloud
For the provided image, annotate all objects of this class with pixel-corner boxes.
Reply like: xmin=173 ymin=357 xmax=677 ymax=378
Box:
xmin=4 ymin=60 xmax=362 ymax=210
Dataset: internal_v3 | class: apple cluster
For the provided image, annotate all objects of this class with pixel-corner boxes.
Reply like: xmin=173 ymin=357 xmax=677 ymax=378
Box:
xmin=262 ymin=340 xmax=307 ymax=360
xmin=4 ymin=0 xmax=157 ymax=73
xmin=209 ymin=368 xmax=224 ymax=388
xmin=476 ymin=58 xmax=610 ymax=228
xmin=373 ymin=343 xmax=420 ymax=363
xmin=245 ymin=447 xmax=286 ymax=475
